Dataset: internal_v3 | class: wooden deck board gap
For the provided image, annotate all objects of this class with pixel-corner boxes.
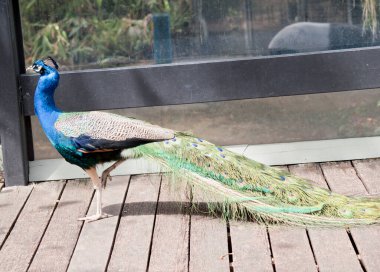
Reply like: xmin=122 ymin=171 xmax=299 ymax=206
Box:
xmin=317 ymin=163 xmax=333 ymax=191
xmin=265 ymin=226 xmax=276 ymax=272
xmin=145 ymin=175 xmax=163 ymax=271
xmin=347 ymin=229 xmax=367 ymax=272
xmin=226 ymin=220 xmax=234 ymax=272
xmin=65 ymin=185 xmax=96 ymax=272
xmin=305 ymin=228 xmax=320 ymax=272
xmin=0 ymin=185 xmax=34 ymax=251
xmin=321 ymin=162 xmax=367 ymax=272
xmin=350 ymin=161 xmax=371 ymax=194
xmin=105 ymin=175 xmax=132 ymax=271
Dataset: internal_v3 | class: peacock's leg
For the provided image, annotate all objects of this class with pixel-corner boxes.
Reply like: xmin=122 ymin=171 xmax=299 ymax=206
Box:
xmin=78 ymin=167 xmax=111 ymax=222
xmin=101 ymin=159 xmax=126 ymax=187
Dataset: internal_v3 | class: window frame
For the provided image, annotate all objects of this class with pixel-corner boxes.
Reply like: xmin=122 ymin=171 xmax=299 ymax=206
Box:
xmin=20 ymin=47 xmax=380 ymax=115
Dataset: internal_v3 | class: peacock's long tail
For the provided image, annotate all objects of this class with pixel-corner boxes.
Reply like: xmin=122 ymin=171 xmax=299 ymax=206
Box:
xmin=127 ymin=132 xmax=380 ymax=227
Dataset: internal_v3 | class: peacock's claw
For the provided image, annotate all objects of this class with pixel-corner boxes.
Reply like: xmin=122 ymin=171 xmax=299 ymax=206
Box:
xmin=77 ymin=213 xmax=112 ymax=222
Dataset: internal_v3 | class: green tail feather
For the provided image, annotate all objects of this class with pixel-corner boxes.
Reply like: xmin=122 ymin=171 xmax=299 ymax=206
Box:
xmin=128 ymin=132 xmax=380 ymax=226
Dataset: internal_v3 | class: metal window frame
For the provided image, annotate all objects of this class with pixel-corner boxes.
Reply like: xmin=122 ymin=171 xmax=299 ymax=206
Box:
xmin=1 ymin=0 xmax=380 ymax=186
xmin=20 ymin=47 xmax=380 ymax=115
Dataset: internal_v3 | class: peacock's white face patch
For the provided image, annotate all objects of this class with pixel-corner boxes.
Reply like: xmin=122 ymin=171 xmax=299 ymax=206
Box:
xmin=33 ymin=64 xmax=42 ymax=73
xmin=30 ymin=61 xmax=43 ymax=73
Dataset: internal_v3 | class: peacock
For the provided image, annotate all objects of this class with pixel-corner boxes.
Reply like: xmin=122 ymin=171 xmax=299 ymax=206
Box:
xmin=29 ymin=57 xmax=380 ymax=226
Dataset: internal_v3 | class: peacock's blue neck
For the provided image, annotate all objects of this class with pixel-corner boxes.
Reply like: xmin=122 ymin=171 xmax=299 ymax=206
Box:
xmin=34 ymin=67 xmax=62 ymax=142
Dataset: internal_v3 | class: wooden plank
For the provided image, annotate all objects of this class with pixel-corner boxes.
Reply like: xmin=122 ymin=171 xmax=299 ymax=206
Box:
xmin=351 ymin=159 xmax=380 ymax=272
xmin=67 ymin=176 xmax=130 ymax=272
xmin=229 ymin=222 xmax=273 ymax=272
xmin=189 ymin=216 xmax=230 ymax=272
xmin=0 ymin=181 xmax=65 ymax=272
xmin=352 ymin=158 xmax=380 ymax=194
xmin=269 ymin=226 xmax=317 ymax=272
xmin=350 ymin=226 xmax=380 ymax=272
xmin=189 ymin=188 xmax=230 ymax=272
xmin=0 ymin=185 xmax=33 ymax=247
xmin=227 ymin=165 xmax=275 ymax=271
xmin=288 ymin=163 xmax=328 ymax=189
xmin=291 ymin=163 xmax=363 ymax=272
xmin=320 ymin=161 xmax=367 ymax=195
xmin=308 ymin=228 xmax=362 ymax=272
xmin=268 ymin=166 xmax=316 ymax=272
xmin=107 ymin=174 xmax=161 ymax=272
xmin=148 ymin=176 xmax=190 ymax=272
xmin=28 ymin=179 xmax=93 ymax=272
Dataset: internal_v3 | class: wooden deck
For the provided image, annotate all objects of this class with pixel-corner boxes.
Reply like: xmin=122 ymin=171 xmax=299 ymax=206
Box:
xmin=0 ymin=160 xmax=379 ymax=272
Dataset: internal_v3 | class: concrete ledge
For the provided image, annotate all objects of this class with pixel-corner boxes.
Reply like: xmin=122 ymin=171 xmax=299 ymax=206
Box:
xmin=29 ymin=136 xmax=380 ymax=182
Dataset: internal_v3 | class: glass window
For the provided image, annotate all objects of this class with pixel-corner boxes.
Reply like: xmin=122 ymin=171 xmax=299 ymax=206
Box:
xmin=31 ymin=89 xmax=380 ymax=159
xmin=20 ymin=0 xmax=379 ymax=70
xmin=21 ymin=1 xmax=380 ymax=159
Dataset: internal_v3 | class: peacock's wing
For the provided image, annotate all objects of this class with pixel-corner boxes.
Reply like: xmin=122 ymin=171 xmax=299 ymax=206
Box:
xmin=54 ymin=111 xmax=174 ymax=153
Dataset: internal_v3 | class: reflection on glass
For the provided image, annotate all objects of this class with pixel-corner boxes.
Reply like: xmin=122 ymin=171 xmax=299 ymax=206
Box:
xmin=20 ymin=0 xmax=378 ymax=70
xmin=31 ymin=89 xmax=380 ymax=160
xmin=268 ymin=22 xmax=373 ymax=55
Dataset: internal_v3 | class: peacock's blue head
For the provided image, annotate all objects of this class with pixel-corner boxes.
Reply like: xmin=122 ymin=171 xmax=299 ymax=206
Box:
xmin=29 ymin=56 xmax=59 ymax=75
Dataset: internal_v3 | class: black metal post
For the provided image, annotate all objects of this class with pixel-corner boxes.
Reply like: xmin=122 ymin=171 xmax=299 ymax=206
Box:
xmin=0 ymin=0 xmax=29 ymax=186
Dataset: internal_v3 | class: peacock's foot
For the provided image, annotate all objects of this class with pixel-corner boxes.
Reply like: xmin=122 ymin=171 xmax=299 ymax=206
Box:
xmin=77 ymin=213 xmax=111 ymax=222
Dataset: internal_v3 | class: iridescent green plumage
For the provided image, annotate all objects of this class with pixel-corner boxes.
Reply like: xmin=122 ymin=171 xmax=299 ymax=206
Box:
xmin=127 ymin=132 xmax=380 ymax=227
